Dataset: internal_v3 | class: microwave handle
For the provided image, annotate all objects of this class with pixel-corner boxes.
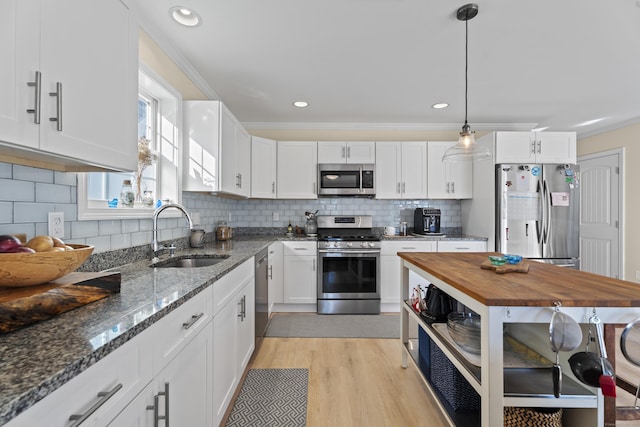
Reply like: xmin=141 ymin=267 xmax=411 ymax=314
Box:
xmin=359 ymin=166 xmax=363 ymax=193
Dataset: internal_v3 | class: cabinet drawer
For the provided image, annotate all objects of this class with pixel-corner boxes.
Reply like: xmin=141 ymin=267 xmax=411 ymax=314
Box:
xmin=213 ymin=258 xmax=254 ymax=316
xmin=6 ymin=331 xmax=153 ymax=427
xmin=152 ymin=286 xmax=212 ymax=373
xmin=437 ymin=241 xmax=487 ymax=252
xmin=283 ymin=241 xmax=317 ymax=256
xmin=381 ymin=241 xmax=436 ymax=256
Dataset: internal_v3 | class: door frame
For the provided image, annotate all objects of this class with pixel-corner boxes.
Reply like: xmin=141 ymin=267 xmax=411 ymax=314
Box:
xmin=577 ymin=148 xmax=624 ymax=279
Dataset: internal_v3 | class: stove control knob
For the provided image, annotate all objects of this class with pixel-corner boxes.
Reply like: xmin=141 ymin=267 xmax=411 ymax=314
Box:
xmin=347 ymin=242 xmax=353 ymax=248
xmin=368 ymin=242 xmax=375 ymax=248
xmin=332 ymin=242 xmax=338 ymax=248
xmin=360 ymin=242 xmax=367 ymax=248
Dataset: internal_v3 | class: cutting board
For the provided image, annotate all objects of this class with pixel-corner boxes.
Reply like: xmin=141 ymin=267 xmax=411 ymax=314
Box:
xmin=0 ymin=271 xmax=120 ymax=333
xmin=481 ymin=259 xmax=529 ymax=274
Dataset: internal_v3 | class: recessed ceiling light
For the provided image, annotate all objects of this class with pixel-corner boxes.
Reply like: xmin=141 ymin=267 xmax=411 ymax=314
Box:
xmin=432 ymin=103 xmax=449 ymax=109
xmin=170 ymin=6 xmax=201 ymax=27
xmin=293 ymin=101 xmax=309 ymax=108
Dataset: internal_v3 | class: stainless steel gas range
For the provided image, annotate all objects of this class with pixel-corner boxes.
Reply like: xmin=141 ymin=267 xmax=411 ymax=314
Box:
xmin=316 ymin=215 xmax=380 ymax=314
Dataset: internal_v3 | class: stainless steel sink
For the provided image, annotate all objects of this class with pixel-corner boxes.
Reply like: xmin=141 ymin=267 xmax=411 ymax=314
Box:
xmin=151 ymin=255 xmax=229 ymax=268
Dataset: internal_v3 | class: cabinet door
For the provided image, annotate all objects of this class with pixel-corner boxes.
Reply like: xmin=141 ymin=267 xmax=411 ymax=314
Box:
xmin=213 ymin=295 xmax=240 ymax=426
xmin=283 ymin=255 xmax=317 ymax=303
xmin=0 ymin=0 xmax=39 ymax=149
xmin=237 ymin=280 xmax=255 ymax=374
xmin=283 ymin=242 xmax=317 ymax=304
xmin=235 ymin=125 xmax=251 ymax=197
xmin=276 ymin=141 xmax=318 ymax=199
xmin=448 ymin=158 xmax=473 ymax=199
xmin=346 ymin=141 xmax=375 ymax=163
xmin=183 ymin=100 xmax=220 ymax=192
xmin=251 ymin=136 xmax=277 ymax=198
xmin=427 ymin=141 xmax=450 ymax=199
xmin=536 ymin=132 xmax=577 ymax=164
xmin=219 ymin=103 xmax=241 ymax=195
xmin=375 ymin=142 xmax=401 ymax=199
xmin=380 ymin=241 xmax=437 ymax=305
xmin=38 ymin=0 xmax=137 ymax=171
xmin=317 ymin=141 xmax=346 ymax=163
xmin=400 ymin=141 xmax=427 ymax=199
xmin=495 ymin=132 xmax=536 ymax=163
xmin=268 ymin=242 xmax=284 ymax=307
xmin=155 ymin=323 xmax=212 ymax=427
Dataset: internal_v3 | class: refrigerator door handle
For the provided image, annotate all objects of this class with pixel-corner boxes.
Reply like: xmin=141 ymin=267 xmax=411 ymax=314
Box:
xmin=536 ymin=180 xmax=543 ymax=244
xmin=542 ymin=179 xmax=551 ymax=244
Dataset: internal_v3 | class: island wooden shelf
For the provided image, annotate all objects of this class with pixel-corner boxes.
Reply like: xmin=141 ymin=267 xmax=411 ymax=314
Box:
xmin=398 ymin=252 xmax=640 ymax=427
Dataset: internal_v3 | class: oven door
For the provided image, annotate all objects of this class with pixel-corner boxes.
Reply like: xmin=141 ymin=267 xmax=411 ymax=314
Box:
xmin=317 ymin=249 xmax=380 ymax=299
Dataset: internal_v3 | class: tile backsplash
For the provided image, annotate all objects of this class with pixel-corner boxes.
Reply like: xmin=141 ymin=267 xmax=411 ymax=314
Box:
xmin=0 ymin=162 xmax=461 ymax=253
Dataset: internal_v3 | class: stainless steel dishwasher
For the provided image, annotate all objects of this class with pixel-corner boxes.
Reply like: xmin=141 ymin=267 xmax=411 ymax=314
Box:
xmin=255 ymin=248 xmax=269 ymax=348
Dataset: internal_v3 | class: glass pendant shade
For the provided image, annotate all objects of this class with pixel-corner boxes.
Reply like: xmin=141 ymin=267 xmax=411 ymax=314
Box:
xmin=442 ymin=3 xmax=492 ymax=163
xmin=442 ymin=123 xmax=491 ymax=162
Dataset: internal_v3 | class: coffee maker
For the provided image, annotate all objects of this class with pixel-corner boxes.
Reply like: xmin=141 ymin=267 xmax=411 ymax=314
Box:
xmin=413 ymin=208 xmax=441 ymax=235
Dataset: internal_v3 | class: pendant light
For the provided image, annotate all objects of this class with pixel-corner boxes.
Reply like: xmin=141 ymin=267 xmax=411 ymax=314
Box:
xmin=442 ymin=3 xmax=492 ymax=163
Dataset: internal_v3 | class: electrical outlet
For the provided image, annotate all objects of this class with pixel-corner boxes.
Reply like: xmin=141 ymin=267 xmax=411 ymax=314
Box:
xmin=48 ymin=212 xmax=64 ymax=238
xmin=273 ymin=212 xmax=279 ymax=221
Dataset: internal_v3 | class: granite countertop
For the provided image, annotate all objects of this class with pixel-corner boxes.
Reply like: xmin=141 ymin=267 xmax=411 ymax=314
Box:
xmin=0 ymin=237 xmax=276 ymax=425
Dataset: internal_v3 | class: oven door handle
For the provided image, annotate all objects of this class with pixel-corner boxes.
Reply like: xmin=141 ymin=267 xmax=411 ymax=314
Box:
xmin=318 ymin=249 xmax=380 ymax=254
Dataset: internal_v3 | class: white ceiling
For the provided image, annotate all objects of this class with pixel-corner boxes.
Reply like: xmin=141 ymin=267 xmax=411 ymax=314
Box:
xmin=134 ymin=0 xmax=640 ymax=137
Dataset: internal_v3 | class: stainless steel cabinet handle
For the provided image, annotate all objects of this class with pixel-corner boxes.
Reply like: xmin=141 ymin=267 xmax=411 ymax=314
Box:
xmin=69 ymin=383 xmax=122 ymax=426
xmin=341 ymin=146 xmax=345 ymax=158
xmin=347 ymin=146 xmax=351 ymax=158
xmin=49 ymin=82 xmax=62 ymax=131
xmin=312 ymin=258 xmax=316 ymax=271
xmin=396 ymin=182 xmax=400 ymax=193
xmin=268 ymin=265 xmax=273 ymax=279
xmin=182 ymin=312 xmax=204 ymax=329
xmin=158 ymin=382 xmax=169 ymax=427
xmin=451 ymin=182 xmax=455 ymax=193
xmin=238 ymin=298 xmax=243 ymax=319
xmin=243 ymin=295 xmax=246 ymax=320
xmin=537 ymin=140 xmax=542 ymax=154
xmin=402 ymin=182 xmax=406 ymax=193
xmin=446 ymin=182 xmax=450 ymax=193
xmin=530 ymin=140 xmax=536 ymax=154
xmin=26 ymin=71 xmax=41 ymax=124
xmin=272 ymin=182 xmax=275 ymax=193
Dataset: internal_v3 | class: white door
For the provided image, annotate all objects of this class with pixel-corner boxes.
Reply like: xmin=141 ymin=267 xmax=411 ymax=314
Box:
xmin=578 ymin=150 xmax=622 ymax=278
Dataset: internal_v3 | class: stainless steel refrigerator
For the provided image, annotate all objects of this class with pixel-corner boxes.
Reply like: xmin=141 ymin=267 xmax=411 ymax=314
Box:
xmin=496 ymin=163 xmax=580 ymax=268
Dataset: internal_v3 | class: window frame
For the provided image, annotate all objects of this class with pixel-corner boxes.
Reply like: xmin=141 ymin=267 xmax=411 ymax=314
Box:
xmin=78 ymin=64 xmax=183 ymax=220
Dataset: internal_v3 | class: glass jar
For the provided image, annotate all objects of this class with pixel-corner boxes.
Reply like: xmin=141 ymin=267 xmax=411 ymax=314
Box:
xmin=216 ymin=221 xmax=230 ymax=241
xmin=120 ymin=180 xmax=134 ymax=208
xmin=142 ymin=190 xmax=154 ymax=207
xmin=400 ymin=221 xmax=408 ymax=236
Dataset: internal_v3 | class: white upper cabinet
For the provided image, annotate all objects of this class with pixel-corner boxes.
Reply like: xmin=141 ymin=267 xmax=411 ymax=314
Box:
xmin=427 ymin=141 xmax=472 ymax=199
xmin=251 ymin=136 xmax=277 ymax=199
xmin=0 ymin=0 xmax=138 ymax=171
xmin=375 ymin=141 xmax=427 ymax=199
xmin=277 ymin=141 xmax=318 ymax=199
xmin=183 ymin=100 xmax=251 ymax=198
xmin=219 ymin=103 xmax=251 ymax=197
xmin=317 ymin=141 xmax=375 ymax=164
xmin=494 ymin=131 xmax=577 ymax=164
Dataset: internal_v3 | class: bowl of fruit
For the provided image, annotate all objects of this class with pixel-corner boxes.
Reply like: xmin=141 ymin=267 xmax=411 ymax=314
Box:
xmin=0 ymin=235 xmax=94 ymax=287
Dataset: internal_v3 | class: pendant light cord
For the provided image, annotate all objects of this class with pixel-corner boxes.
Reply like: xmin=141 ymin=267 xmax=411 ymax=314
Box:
xmin=464 ymin=19 xmax=469 ymax=129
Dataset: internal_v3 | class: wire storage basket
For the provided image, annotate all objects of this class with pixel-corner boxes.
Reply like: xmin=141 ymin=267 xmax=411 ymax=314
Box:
xmin=504 ymin=407 xmax=562 ymax=427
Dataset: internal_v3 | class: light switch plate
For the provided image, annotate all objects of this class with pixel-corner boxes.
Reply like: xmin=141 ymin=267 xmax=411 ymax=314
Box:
xmin=48 ymin=212 xmax=64 ymax=238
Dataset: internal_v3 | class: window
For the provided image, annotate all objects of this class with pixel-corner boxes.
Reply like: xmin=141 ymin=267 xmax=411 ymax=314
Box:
xmin=78 ymin=66 xmax=182 ymax=220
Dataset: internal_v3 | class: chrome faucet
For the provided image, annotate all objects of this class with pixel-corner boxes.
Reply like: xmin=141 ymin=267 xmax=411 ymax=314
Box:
xmin=151 ymin=203 xmax=194 ymax=260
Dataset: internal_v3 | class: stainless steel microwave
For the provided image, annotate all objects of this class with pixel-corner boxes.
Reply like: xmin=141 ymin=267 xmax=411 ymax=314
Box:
xmin=317 ymin=164 xmax=375 ymax=197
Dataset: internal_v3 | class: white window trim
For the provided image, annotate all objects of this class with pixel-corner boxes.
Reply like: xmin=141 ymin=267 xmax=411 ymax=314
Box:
xmin=78 ymin=63 xmax=183 ymax=220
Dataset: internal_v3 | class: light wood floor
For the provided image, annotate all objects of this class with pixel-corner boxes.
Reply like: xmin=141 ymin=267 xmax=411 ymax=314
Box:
xmin=248 ymin=337 xmax=450 ymax=427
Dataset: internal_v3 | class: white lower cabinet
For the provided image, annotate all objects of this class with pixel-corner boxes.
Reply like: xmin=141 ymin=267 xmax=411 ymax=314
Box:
xmin=268 ymin=241 xmax=284 ymax=309
xmin=212 ymin=259 xmax=256 ymax=427
xmin=380 ymin=241 xmax=437 ymax=308
xmin=110 ymin=321 xmax=213 ymax=427
xmin=283 ymin=241 xmax=317 ymax=304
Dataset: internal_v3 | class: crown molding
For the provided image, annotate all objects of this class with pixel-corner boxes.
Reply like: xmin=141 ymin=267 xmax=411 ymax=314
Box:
xmin=137 ymin=16 xmax=219 ymax=101
xmin=241 ymin=122 xmax=538 ymax=132
xmin=577 ymin=116 xmax=640 ymax=139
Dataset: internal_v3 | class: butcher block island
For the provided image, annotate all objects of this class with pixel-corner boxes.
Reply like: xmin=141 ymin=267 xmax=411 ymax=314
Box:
xmin=398 ymin=252 xmax=640 ymax=427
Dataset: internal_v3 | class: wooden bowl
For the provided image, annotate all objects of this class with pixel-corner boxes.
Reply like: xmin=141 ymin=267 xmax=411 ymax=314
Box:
xmin=0 ymin=244 xmax=94 ymax=287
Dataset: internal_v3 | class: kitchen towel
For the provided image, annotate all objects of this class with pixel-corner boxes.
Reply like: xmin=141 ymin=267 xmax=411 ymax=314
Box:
xmin=265 ymin=314 xmax=399 ymax=338
xmin=225 ymin=368 xmax=308 ymax=427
